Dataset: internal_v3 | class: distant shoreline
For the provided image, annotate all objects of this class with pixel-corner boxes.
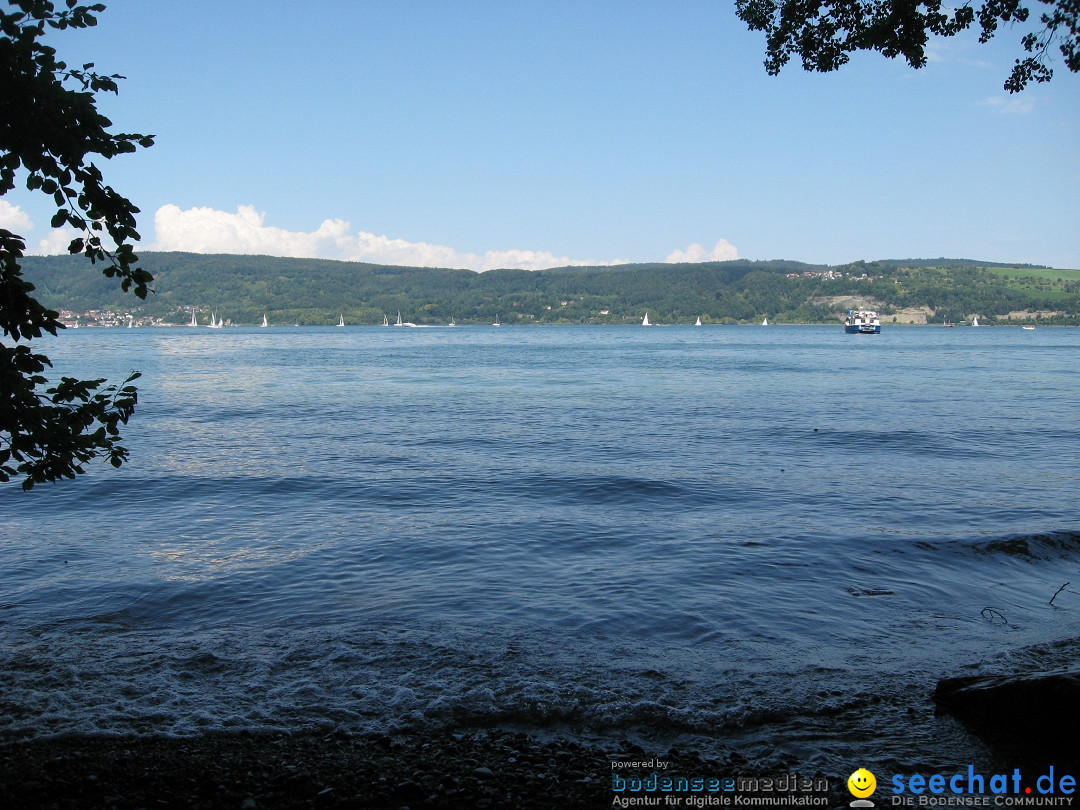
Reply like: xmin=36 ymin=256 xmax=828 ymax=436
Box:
xmin=49 ymin=320 xmax=1072 ymax=329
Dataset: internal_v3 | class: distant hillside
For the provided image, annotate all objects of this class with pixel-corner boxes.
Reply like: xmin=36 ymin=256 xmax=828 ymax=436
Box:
xmin=19 ymin=252 xmax=1080 ymax=326
xmin=872 ymin=258 xmax=1052 ymax=270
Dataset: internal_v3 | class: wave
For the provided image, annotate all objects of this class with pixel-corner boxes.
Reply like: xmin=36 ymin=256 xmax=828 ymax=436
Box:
xmin=806 ymin=425 xmax=1078 ymax=461
xmin=902 ymin=530 xmax=1080 ymax=560
xmin=9 ymin=470 xmax=757 ymax=515
xmin=968 ymin=530 xmax=1080 ymax=560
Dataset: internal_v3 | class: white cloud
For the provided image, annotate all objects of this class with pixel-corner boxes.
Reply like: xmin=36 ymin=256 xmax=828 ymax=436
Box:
xmin=665 ymin=239 xmax=739 ymax=263
xmin=151 ymin=204 xmax=344 ymax=258
xmin=151 ymin=204 xmax=629 ymax=272
xmin=35 ymin=227 xmax=82 ymax=256
xmin=977 ymin=95 xmax=1035 ymax=115
xmin=0 ymin=200 xmax=34 ymax=232
xmin=0 ymin=203 xmax=80 ymax=255
xmin=12 ymin=201 xmax=743 ymax=270
xmin=925 ymin=39 xmax=993 ymax=69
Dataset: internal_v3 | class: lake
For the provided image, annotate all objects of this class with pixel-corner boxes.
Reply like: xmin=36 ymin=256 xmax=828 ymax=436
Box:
xmin=2 ymin=324 xmax=1078 ymax=776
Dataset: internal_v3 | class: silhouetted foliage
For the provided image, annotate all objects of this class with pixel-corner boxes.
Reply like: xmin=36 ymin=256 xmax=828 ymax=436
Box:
xmin=735 ymin=0 xmax=1079 ymax=92
xmin=1 ymin=0 xmax=153 ymax=489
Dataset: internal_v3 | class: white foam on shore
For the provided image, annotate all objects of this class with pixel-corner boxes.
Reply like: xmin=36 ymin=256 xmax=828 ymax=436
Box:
xmin=4 ymin=617 xmax=1076 ymax=776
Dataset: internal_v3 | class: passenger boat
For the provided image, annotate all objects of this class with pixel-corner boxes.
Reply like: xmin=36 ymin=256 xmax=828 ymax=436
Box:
xmin=844 ymin=309 xmax=881 ymax=334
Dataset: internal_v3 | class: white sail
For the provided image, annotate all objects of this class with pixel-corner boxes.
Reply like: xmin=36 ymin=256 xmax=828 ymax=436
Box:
xmin=972 ymin=315 xmax=979 ymax=327
xmin=189 ymin=309 xmax=198 ymax=327
xmin=338 ymin=314 xmax=345 ymax=327
xmin=261 ymin=313 xmax=268 ymax=327
xmin=383 ymin=314 xmax=389 ymax=326
xmin=695 ymin=316 xmax=702 ymax=326
xmin=642 ymin=312 xmax=650 ymax=326
xmin=762 ymin=316 xmax=769 ymax=326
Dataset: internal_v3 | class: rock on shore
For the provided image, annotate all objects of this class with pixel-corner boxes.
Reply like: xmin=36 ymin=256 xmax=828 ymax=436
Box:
xmin=933 ymin=668 xmax=1080 ymax=762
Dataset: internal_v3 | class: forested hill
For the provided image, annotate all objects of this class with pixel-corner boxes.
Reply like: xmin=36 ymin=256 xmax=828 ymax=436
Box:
xmin=19 ymin=252 xmax=1080 ymax=326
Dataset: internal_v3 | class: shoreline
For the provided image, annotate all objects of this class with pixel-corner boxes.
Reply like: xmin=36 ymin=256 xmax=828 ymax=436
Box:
xmin=47 ymin=321 xmax=1076 ymax=328
xmin=0 ymin=728 xmax=607 ymax=808
xmin=0 ymin=727 xmax=742 ymax=809
xmin=4 ymin=724 xmax=1074 ymax=809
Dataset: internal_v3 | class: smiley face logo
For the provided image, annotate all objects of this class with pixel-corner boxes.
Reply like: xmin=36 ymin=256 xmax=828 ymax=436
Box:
xmin=848 ymin=768 xmax=876 ymax=798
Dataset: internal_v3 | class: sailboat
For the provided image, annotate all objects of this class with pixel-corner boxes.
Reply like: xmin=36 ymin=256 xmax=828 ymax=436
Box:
xmin=189 ymin=308 xmax=198 ymax=327
xmin=642 ymin=312 xmax=651 ymax=326
xmin=449 ymin=317 xmax=456 ymax=327
xmin=338 ymin=314 xmax=345 ymax=327
xmin=972 ymin=315 xmax=979 ymax=327
xmin=261 ymin=313 xmax=268 ymax=327
xmin=762 ymin=316 xmax=769 ymax=326
xmin=207 ymin=312 xmax=223 ymax=328
xmin=695 ymin=316 xmax=702 ymax=326
xmin=383 ymin=314 xmax=389 ymax=326
xmin=493 ymin=314 xmax=501 ymax=326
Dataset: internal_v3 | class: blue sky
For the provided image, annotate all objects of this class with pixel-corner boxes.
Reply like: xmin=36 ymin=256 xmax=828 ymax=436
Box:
xmin=4 ymin=0 xmax=1078 ymax=269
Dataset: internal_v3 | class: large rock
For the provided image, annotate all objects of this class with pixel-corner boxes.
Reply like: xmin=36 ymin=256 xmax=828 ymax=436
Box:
xmin=933 ymin=669 xmax=1080 ymax=759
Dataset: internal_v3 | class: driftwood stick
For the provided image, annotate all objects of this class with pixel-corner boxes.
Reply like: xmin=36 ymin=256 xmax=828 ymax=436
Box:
xmin=1049 ymin=582 xmax=1071 ymax=606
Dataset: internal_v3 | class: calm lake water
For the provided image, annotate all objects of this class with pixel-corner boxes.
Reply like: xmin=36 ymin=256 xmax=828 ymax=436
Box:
xmin=2 ymin=324 xmax=1078 ymax=776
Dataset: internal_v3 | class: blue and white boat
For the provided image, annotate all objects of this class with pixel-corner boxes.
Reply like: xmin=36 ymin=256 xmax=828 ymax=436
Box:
xmin=844 ymin=308 xmax=881 ymax=334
